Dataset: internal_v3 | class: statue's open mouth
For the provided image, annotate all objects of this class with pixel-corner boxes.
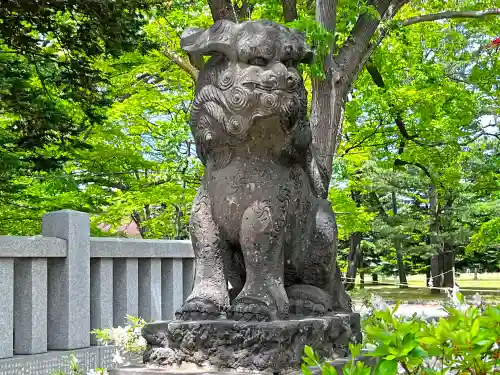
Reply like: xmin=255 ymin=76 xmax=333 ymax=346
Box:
xmin=242 ymin=81 xmax=280 ymax=91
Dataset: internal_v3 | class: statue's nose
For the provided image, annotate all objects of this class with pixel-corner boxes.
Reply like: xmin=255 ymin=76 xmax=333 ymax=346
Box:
xmin=268 ymin=62 xmax=299 ymax=90
xmin=269 ymin=62 xmax=289 ymax=89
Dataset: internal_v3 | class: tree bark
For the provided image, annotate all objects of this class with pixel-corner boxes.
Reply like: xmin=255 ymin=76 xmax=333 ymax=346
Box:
xmin=311 ymin=0 xmax=409 ymax=183
xmin=442 ymin=245 xmax=455 ymax=288
xmin=281 ymin=0 xmax=298 ymax=22
xmin=428 ymin=185 xmax=442 ymax=294
xmin=372 ymin=273 xmax=379 ymax=284
xmin=207 ymin=0 xmax=237 ymax=23
xmin=345 ymin=231 xmax=362 ymax=290
xmin=391 ymin=191 xmax=408 ymax=288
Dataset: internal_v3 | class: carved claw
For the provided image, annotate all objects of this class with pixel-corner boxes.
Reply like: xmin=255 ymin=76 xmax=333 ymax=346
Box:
xmin=227 ymin=297 xmax=277 ymax=322
xmin=175 ymin=298 xmax=224 ymax=321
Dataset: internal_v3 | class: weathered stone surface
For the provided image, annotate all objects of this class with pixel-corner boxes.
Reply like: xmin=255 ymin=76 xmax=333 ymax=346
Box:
xmin=0 ymin=345 xmax=116 ymax=375
xmin=110 ymin=366 xmax=260 ymax=375
xmin=111 ymin=355 xmax=377 ymax=375
xmin=43 ymin=209 xmax=91 ymax=350
xmin=177 ymin=18 xmax=352 ymax=324
xmin=142 ymin=314 xmax=360 ymax=373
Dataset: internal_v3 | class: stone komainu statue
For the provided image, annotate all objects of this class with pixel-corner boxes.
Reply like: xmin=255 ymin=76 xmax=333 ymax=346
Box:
xmin=178 ymin=19 xmax=351 ymax=322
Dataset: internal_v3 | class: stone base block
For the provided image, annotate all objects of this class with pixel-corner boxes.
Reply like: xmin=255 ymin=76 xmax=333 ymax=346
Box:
xmin=141 ymin=313 xmax=361 ymax=374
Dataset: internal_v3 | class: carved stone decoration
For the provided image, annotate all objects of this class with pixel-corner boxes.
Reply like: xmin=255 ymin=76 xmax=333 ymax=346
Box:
xmin=142 ymin=19 xmax=360 ymax=374
xmin=179 ymin=18 xmax=352 ymax=321
xmin=143 ymin=314 xmax=361 ymax=373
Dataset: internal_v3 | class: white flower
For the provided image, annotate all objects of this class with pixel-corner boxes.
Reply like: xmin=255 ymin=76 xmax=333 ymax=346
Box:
xmin=110 ymin=326 xmax=128 ymax=346
xmin=471 ymin=293 xmax=482 ymax=307
xmin=452 ymin=284 xmax=460 ymax=294
xmin=86 ymin=370 xmax=98 ymax=375
xmin=370 ymin=294 xmax=389 ymax=311
xmin=363 ymin=343 xmax=376 ymax=351
xmin=133 ymin=326 xmax=142 ymax=336
xmin=136 ymin=336 xmax=148 ymax=348
xmin=112 ymin=351 xmax=125 ymax=365
xmin=428 ymin=278 xmax=434 ymax=287
xmin=492 ymin=342 xmax=500 ymax=351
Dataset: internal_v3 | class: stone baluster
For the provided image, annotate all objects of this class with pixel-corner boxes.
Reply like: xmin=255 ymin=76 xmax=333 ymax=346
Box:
xmin=138 ymin=259 xmax=162 ymax=322
xmin=161 ymin=259 xmax=184 ymax=320
xmin=113 ymin=258 xmax=138 ymax=326
xmin=90 ymin=258 xmax=114 ymax=345
xmin=14 ymin=258 xmax=48 ymax=354
xmin=0 ymin=259 xmax=14 ymax=358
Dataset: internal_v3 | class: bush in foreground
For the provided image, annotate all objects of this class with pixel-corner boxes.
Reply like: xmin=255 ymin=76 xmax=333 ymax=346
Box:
xmin=303 ymin=290 xmax=500 ymax=374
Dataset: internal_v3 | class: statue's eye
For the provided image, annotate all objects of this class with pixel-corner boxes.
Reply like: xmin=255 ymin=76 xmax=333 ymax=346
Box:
xmin=248 ymin=57 xmax=268 ymax=67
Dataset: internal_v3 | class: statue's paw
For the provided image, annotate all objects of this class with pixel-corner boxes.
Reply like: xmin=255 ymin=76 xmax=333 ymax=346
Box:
xmin=289 ymin=298 xmax=326 ymax=317
xmin=286 ymin=284 xmax=333 ymax=318
xmin=227 ymin=298 xmax=275 ymax=322
xmin=175 ymin=298 xmax=224 ymax=321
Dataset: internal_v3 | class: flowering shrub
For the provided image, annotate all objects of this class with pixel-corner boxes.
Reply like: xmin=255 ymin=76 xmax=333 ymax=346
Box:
xmin=91 ymin=315 xmax=148 ymax=366
xmin=302 ymin=288 xmax=500 ymax=374
xmin=51 ymin=354 xmax=108 ymax=375
xmin=52 ymin=315 xmax=148 ymax=375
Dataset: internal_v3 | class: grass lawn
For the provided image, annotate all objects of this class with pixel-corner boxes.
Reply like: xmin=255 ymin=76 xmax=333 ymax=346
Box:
xmin=349 ymin=273 xmax=500 ymax=304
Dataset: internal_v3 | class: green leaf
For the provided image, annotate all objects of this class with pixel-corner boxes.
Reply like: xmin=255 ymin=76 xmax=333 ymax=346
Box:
xmin=470 ymin=319 xmax=480 ymax=338
xmin=375 ymin=360 xmax=398 ymax=375
xmin=411 ymin=346 xmax=429 ymax=358
xmin=304 ymin=346 xmax=316 ymax=361
xmin=301 ymin=363 xmax=313 ymax=375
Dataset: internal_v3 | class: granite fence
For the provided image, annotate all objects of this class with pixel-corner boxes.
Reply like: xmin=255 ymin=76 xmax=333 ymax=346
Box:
xmin=0 ymin=210 xmax=195 ymax=375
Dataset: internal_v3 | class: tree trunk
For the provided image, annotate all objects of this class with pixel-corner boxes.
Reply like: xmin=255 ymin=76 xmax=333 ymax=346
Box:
xmin=372 ymin=273 xmax=379 ymax=285
xmin=430 ymin=254 xmax=442 ymax=294
xmin=391 ymin=191 xmax=408 ymax=288
xmin=396 ymin=241 xmax=408 ymax=288
xmin=428 ymin=185 xmax=442 ymax=294
xmin=345 ymin=232 xmax=362 ymax=290
xmin=442 ymin=247 xmax=455 ymax=288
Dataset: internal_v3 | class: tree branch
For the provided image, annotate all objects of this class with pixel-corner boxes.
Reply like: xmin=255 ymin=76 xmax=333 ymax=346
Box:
xmin=281 ymin=0 xmax=298 ymax=22
xmin=207 ymin=0 xmax=238 ymax=23
xmin=234 ymin=0 xmax=254 ymax=21
xmin=162 ymin=49 xmax=198 ymax=81
xmin=399 ymin=8 xmax=500 ymax=27
xmin=366 ymin=60 xmax=444 ymax=148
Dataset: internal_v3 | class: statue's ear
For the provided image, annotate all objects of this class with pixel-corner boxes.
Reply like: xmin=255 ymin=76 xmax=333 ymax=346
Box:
xmin=300 ymin=47 xmax=314 ymax=65
xmin=181 ymin=20 xmax=238 ymax=69
xmin=290 ymin=29 xmax=314 ymax=65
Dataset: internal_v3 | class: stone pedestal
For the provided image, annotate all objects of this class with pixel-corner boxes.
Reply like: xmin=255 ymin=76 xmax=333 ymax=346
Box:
xmin=140 ymin=313 xmax=360 ymax=374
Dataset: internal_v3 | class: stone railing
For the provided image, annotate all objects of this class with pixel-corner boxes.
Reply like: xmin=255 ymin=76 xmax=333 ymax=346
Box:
xmin=0 ymin=210 xmax=194 ymax=375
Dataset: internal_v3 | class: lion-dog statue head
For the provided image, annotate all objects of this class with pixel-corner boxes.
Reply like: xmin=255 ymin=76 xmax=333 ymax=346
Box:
xmin=181 ymin=19 xmax=314 ymax=168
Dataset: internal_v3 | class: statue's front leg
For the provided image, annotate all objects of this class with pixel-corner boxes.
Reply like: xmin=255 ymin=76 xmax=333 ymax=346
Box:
xmin=228 ymin=199 xmax=289 ymax=322
xmin=177 ymin=186 xmax=229 ymax=320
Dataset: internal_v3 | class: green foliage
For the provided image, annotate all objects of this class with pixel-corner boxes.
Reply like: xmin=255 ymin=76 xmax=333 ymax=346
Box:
xmin=91 ymin=315 xmax=148 ymax=355
xmin=287 ymin=16 xmax=333 ymax=78
xmin=304 ymin=292 xmax=500 ymax=374
xmin=0 ymin=0 xmax=499 ymax=271
xmin=51 ymin=353 xmax=108 ymax=375
xmin=301 ymin=343 xmax=371 ymax=375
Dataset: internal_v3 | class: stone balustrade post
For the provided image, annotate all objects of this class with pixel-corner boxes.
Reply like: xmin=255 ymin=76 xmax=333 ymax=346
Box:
xmin=42 ymin=210 xmax=90 ymax=350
